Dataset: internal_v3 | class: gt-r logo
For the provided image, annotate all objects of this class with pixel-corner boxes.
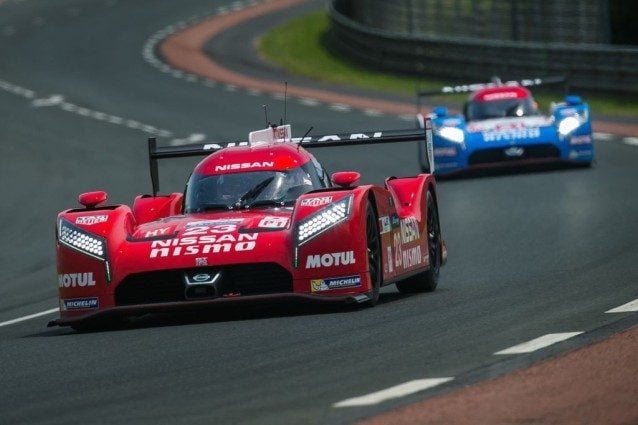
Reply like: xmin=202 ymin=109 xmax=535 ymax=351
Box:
xmin=305 ymin=251 xmax=355 ymax=269
xmin=258 ymin=216 xmax=289 ymax=228
xmin=58 ymin=273 xmax=96 ymax=288
xmin=214 ymin=162 xmax=274 ymax=172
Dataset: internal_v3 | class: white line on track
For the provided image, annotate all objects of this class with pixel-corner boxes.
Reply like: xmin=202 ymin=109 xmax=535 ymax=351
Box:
xmin=363 ymin=109 xmax=383 ymax=117
xmin=333 ymin=378 xmax=454 ymax=407
xmin=298 ymin=98 xmax=319 ymax=107
xmin=594 ymin=132 xmax=614 ymax=141
xmin=0 ymin=76 xmax=177 ymax=138
xmin=399 ymin=114 xmax=414 ymax=121
xmin=495 ymin=332 xmax=583 ymax=355
xmin=623 ymin=137 xmax=638 ymax=146
xmin=0 ymin=308 xmax=59 ymax=328
xmin=605 ymin=298 xmax=638 ymax=313
xmin=329 ymin=103 xmax=351 ymax=112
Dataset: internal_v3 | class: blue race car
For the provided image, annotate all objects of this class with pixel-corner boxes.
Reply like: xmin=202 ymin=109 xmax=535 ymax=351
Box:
xmin=416 ymin=77 xmax=594 ymax=176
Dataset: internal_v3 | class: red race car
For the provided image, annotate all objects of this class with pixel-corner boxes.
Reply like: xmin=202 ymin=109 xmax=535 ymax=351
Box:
xmin=50 ymin=120 xmax=446 ymax=330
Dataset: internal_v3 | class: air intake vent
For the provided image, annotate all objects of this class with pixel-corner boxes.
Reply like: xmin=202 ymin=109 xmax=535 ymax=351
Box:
xmin=115 ymin=263 xmax=293 ymax=306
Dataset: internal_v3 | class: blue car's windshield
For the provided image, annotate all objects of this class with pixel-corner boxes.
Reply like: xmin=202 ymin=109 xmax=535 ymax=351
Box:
xmin=466 ymin=97 xmax=538 ymax=121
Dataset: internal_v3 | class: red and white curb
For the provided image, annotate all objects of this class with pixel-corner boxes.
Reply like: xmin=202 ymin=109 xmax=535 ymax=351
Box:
xmin=140 ymin=0 xmax=414 ymax=124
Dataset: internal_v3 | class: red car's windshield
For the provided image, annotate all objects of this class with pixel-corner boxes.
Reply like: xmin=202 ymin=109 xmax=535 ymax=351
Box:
xmin=184 ymin=164 xmax=326 ymax=212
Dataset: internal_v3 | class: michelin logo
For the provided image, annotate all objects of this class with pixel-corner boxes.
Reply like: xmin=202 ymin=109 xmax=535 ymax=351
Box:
xmin=63 ymin=297 xmax=99 ymax=310
xmin=311 ymin=275 xmax=361 ymax=292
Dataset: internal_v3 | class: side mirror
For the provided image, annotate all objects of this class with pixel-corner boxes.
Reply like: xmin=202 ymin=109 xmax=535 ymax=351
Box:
xmin=565 ymin=95 xmax=582 ymax=106
xmin=433 ymin=106 xmax=448 ymax=117
xmin=78 ymin=191 xmax=107 ymax=208
xmin=331 ymin=171 xmax=360 ymax=187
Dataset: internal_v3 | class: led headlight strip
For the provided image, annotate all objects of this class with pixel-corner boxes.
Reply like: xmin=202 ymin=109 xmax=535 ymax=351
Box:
xmin=58 ymin=219 xmax=107 ymax=260
xmin=437 ymin=126 xmax=465 ymax=144
xmin=558 ymin=110 xmax=589 ymax=137
xmin=296 ymin=194 xmax=353 ymax=245
xmin=58 ymin=218 xmax=111 ymax=282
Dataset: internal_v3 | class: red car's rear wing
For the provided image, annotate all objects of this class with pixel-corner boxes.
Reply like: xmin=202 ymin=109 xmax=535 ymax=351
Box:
xmin=148 ymin=120 xmax=434 ymax=196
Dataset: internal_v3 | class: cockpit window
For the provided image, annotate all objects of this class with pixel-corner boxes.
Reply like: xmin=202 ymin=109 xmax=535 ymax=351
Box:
xmin=184 ymin=164 xmax=327 ymax=212
xmin=466 ymin=97 xmax=538 ymax=121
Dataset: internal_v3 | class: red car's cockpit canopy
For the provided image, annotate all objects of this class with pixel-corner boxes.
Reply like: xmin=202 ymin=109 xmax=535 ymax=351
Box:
xmin=184 ymin=128 xmax=331 ymax=212
xmin=465 ymin=86 xmax=539 ymax=121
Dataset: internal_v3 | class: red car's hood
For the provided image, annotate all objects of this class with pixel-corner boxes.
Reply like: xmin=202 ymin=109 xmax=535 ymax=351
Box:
xmin=132 ymin=209 xmax=293 ymax=239
xmin=121 ymin=209 xmax=294 ymax=270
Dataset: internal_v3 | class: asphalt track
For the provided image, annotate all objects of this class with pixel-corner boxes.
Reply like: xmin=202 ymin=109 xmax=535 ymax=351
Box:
xmin=0 ymin=1 xmax=637 ymax=424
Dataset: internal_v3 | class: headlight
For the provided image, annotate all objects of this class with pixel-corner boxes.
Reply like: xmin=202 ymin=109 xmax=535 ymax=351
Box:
xmin=558 ymin=111 xmax=588 ymax=137
xmin=558 ymin=116 xmax=582 ymax=136
xmin=58 ymin=219 xmax=107 ymax=261
xmin=296 ymin=195 xmax=352 ymax=245
xmin=437 ymin=127 xmax=465 ymax=144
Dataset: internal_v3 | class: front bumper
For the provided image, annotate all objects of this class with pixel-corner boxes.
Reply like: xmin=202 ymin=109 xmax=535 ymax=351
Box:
xmin=434 ymin=141 xmax=593 ymax=176
xmin=48 ymin=292 xmax=372 ymax=328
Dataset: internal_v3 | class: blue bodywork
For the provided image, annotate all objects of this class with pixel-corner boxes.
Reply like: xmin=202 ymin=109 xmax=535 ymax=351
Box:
xmin=419 ymin=96 xmax=594 ymax=176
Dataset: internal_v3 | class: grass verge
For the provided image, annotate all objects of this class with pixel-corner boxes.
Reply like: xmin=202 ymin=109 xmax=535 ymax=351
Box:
xmin=259 ymin=11 xmax=638 ymax=117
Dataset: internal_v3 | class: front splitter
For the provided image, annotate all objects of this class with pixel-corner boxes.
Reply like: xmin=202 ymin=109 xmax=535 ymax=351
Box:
xmin=48 ymin=292 xmax=371 ymax=327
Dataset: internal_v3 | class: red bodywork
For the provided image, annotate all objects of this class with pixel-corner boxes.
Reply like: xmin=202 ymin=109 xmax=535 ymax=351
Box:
xmin=52 ymin=127 xmax=446 ymax=327
xmin=471 ymin=86 xmax=531 ymax=103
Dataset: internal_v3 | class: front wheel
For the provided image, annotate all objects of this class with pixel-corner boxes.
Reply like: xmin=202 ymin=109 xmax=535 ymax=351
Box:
xmin=396 ymin=191 xmax=441 ymax=293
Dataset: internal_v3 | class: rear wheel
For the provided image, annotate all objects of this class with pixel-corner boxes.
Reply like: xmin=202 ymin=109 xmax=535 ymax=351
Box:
xmin=364 ymin=202 xmax=381 ymax=306
xmin=396 ymin=191 xmax=441 ymax=293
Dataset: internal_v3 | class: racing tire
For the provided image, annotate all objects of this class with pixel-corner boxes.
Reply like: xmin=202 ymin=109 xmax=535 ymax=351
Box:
xmin=364 ymin=202 xmax=381 ymax=306
xmin=396 ymin=191 xmax=441 ymax=293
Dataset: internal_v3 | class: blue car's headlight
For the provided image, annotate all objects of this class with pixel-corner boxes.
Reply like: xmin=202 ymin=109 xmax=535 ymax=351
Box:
xmin=296 ymin=195 xmax=352 ymax=245
xmin=558 ymin=116 xmax=582 ymax=136
xmin=558 ymin=111 xmax=588 ymax=137
xmin=437 ymin=127 xmax=465 ymax=144
xmin=58 ymin=219 xmax=107 ymax=261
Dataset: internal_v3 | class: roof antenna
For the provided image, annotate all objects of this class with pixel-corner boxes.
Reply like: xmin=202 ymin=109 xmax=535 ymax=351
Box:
xmin=263 ymin=104 xmax=269 ymax=127
xmin=297 ymin=126 xmax=313 ymax=151
xmin=283 ymin=81 xmax=288 ymax=125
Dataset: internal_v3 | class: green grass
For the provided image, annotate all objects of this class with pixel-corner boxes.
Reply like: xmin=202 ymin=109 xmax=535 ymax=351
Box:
xmin=259 ymin=11 xmax=638 ymax=117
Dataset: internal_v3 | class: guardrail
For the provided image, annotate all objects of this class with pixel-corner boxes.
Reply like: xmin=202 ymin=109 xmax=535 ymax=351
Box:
xmin=327 ymin=1 xmax=638 ymax=94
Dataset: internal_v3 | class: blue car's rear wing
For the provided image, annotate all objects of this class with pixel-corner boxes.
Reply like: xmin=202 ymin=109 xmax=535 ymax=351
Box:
xmin=417 ymin=76 xmax=567 ymax=97
xmin=416 ymin=76 xmax=569 ymax=110
xmin=148 ymin=119 xmax=435 ymax=196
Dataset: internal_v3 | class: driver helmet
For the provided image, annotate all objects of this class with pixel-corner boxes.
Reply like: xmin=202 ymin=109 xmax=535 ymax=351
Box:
xmin=216 ymin=174 xmax=247 ymax=202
